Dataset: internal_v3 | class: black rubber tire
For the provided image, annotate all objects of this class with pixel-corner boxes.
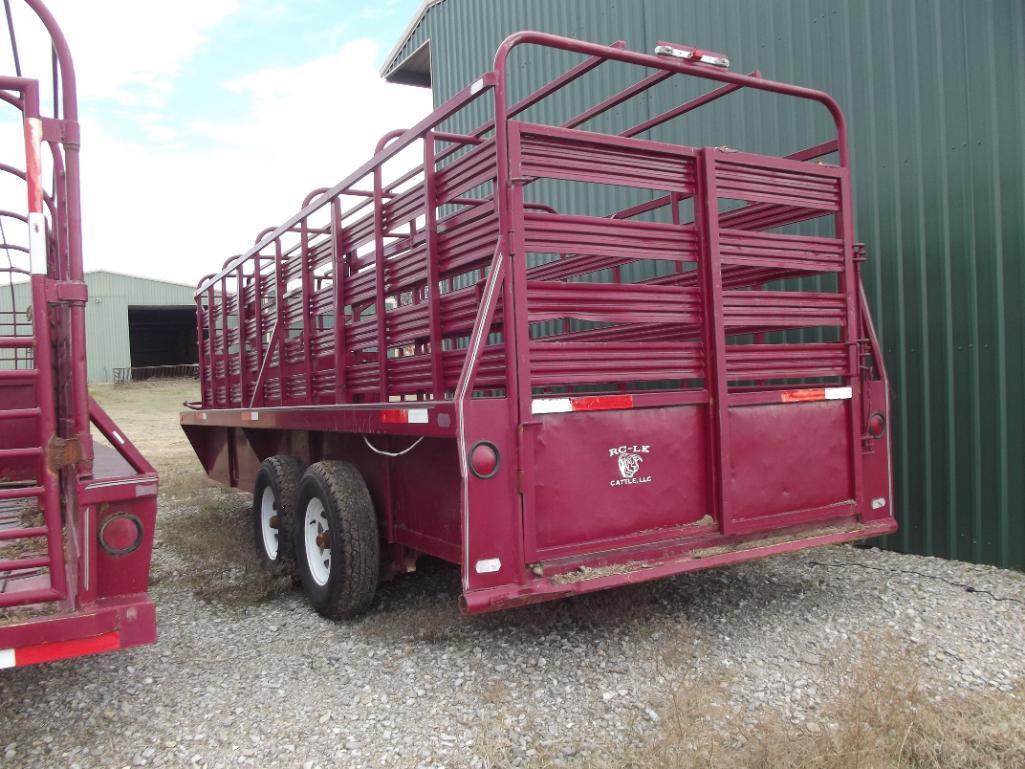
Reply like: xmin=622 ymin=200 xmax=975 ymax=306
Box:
xmin=294 ymin=461 xmax=380 ymax=619
xmin=251 ymin=455 xmax=305 ymax=577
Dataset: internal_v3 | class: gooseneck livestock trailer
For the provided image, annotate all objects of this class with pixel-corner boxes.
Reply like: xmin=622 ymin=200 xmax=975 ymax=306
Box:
xmin=182 ymin=34 xmax=896 ymax=618
xmin=0 ymin=0 xmax=157 ymax=667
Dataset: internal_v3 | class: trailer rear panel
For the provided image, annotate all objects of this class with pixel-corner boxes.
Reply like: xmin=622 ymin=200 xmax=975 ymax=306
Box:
xmin=183 ymin=34 xmax=895 ymax=615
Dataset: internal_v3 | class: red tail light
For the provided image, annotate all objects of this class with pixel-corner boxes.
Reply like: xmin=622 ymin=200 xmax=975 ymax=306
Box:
xmin=469 ymin=441 xmax=499 ymax=479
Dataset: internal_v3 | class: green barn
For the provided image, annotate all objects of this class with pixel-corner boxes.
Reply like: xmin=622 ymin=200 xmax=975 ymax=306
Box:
xmin=0 ymin=270 xmax=197 ymax=383
xmin=381 ymin=0 xmax=1025 ymax=569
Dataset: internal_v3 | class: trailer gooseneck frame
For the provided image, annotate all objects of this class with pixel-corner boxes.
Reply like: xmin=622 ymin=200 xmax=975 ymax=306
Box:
xmin=183 ymin=33 xmax=895 ymax=617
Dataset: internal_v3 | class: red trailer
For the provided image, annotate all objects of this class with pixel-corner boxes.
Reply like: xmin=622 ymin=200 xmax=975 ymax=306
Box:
xmin=0 ymin=1 xmax=157 ymax=667
xmin=182 ymin=34 xmax=895 ymax=618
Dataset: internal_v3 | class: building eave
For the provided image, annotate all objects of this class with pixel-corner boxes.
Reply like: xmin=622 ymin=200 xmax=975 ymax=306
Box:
xmin=379 ymin=0 xmax=446 ymax=80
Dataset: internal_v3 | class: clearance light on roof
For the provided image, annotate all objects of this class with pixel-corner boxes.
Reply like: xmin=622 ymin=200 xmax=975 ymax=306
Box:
xmin=654 ymin=43 xmax=731 ymax=69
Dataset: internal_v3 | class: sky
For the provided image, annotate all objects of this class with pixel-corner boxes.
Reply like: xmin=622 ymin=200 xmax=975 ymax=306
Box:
xmin=0 ymin=0 xmax=433 ymax=286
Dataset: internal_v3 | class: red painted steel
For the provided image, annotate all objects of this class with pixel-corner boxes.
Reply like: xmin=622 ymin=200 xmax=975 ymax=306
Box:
xmin=184 ymin=33 xmax=896 ymax=614
xmin=0 ymin=1 xmax=158 ymax=667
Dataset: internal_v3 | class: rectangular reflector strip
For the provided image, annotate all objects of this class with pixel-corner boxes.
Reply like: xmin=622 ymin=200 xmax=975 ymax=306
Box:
xmin=0 ymin=648 xmax=14 ymax=669
xmin=13 ymin=631 xmax=120 ymax=668
xmin=532 ymin=394 xmax=635 ymax=415
xmin=380 ymin=408 xmax=429 ymax=424
xmin=571 ymin=394 xmax=634 ymax=412
xmin=781 ymin=386 xmax=852 ymax=403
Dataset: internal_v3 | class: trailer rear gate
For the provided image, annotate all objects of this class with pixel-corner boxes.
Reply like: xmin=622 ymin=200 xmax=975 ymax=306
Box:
xmin=0 ymin=0 xmax=158 ymax=668
xmin=182 ymin=35 xmax=894 ymax=615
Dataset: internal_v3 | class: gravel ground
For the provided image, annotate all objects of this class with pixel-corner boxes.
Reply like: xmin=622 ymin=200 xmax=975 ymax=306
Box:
xmin=2 ymin=384 xmax=1024 ymax=768
xmin=2 ymin=528 xmax=1024 ymax=769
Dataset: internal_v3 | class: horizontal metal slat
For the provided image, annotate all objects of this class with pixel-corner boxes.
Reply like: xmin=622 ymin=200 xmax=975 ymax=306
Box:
xmin=524 ymin=212 xmax=698 ymax=262
xmin=526 ymin=280 xmax=701 ymax=325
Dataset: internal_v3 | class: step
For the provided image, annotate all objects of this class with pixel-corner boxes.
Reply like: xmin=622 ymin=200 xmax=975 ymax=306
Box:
xmin=0 ymin=447 xmax=43 ymax=461
xmin=0 ymin=408 xmax=41 ymax=421
xmin=0 ymin=337 xmax=34 ymax=349
xmin=0 ymin=486 xmax=44 ymax=501
xmin=0 ymin=369 xmax=38 ymax=381
xmin=0 ymin=527 xmax=47 ymax=542
xmin=0 ymin=554 xmax=49 ymax=572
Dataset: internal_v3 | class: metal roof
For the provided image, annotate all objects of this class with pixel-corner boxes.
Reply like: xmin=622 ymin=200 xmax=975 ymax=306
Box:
xmin=380 ymin=0 xmax=446 ymax=83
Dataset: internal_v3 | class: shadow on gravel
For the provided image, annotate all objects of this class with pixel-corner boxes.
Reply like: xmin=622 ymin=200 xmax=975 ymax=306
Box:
xmin=158 ymin=493 xmax=292 ymax=609
xmin=358 ymin=553 xmax=825 ymax=648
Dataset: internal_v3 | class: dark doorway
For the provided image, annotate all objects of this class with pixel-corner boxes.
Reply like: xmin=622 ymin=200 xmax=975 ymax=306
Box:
xmin=128 ymin=307 xmax=198 ymax=368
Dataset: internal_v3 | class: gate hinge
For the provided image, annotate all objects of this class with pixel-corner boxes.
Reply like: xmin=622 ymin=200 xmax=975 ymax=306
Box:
xmin=47 ymin=435 xmax=84 ymax=472
xmin=41 ymin=117 xmax=81 ymax=148
xmin=45 ymin=280 xmax=88 ymax=306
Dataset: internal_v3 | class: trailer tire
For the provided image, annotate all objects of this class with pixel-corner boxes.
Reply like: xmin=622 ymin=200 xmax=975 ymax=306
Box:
xmin=252 ymin=455 xmax=305 ymax=577
xmin=295 ymin=461 xmax=379 ymax=619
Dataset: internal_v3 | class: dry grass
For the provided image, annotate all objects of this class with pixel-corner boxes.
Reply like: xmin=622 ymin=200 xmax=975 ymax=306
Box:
xmin=470 ymin=638 xmax=1025 ymax=769
xmin=91 ymin=380 xmax=286 ymax=608
xmin=625 ymin=649 xmax=1025 ymax=769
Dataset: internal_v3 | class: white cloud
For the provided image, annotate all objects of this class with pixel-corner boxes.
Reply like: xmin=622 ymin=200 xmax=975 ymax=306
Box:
xmin=0 ymin=3 xmax=434 ymax=286
xmin=11 ymin=0 xmax=240 ymax=108
xmin=77 ymin=38 xmax=433 ymax=285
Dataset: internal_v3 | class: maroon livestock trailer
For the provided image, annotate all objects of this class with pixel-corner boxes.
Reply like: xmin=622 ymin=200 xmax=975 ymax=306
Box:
xmin=182 ymin=34 xmax=895 ymax=618
xmin=0 ymin=0 xmax=157 ymax=667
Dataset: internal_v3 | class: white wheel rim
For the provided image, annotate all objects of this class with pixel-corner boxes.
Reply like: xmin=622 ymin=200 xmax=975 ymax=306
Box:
xmin=304 ymin=497 xmax=331 ymax=586
xmin=260 ymin=487 xmax=279 ymax=560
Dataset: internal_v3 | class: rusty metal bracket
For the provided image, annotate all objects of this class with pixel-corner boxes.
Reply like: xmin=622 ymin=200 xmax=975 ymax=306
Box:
xmin=45 ymin=279 xmax=88 ymax=305
xmin=46 ymin=435 xmax=84 ymax=472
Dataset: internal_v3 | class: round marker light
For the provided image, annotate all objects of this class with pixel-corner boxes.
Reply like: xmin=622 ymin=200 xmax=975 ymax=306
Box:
xmin=98 ymin=513 xmax=144 ymax=556
xmin=469 ymin=441 xmax=499 ymax=479
xmin=867 ymin=412 xmax=886 ymax=439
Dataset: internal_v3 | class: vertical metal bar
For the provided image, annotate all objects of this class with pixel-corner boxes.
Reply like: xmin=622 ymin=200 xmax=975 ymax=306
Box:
xmin=205 ymin=284 xmax=216 ymax=406
xmin=299 ymin=217 xmax=314 ymax=403
xmin=194 ymin=293 xmax=207 ymax=405
xmin=252 ymin=256 xmax=265 ymax=407
xmin=30 ymin=275 xmax=66 ymax=599
xmin=236 ymin=264 xmax=249 ymax=406
xmin=373 ymin=165 xmax=389 ymax=402
xmin=837 ymin=171 xmax=866 ymax=517
xmin=698 ymin=150 xmax=734 ymax=536
xmin=219 ymin=275 xmax=230 ymax=407
xmin=423 ymin=132 xmax=445 ymax=399
xmin=274 ymin=239 xmax=286 ymax=405
xmin=491 ymin=57 xmax=533 ymax=575
xmin=497 ymin=119 xmax=532 ymax=423
xmin=330 ymin=198 xmax=348 ymax=403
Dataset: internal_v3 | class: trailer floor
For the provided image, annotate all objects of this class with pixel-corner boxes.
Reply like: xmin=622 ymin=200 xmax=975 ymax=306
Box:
xmin=1 ymin=382 xmax=1023 ymax=769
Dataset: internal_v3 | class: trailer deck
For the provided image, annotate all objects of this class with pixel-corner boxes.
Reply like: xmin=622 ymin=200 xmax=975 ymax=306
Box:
xmin=183 ymin=33 xmax=895 ymax=616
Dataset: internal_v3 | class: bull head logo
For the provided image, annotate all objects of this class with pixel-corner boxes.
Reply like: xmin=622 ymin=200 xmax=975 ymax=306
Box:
xmin=617 ymin=452 xmax=643 ymax=479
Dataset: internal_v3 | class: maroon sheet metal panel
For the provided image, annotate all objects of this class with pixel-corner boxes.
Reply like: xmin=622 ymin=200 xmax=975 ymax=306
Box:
xmin=729 ymin=401 xmax=852 ymax=521
xmin=527 ymin=406 xmax=709 ymax=556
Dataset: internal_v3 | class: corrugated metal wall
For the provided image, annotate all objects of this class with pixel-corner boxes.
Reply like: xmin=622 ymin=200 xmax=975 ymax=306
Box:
xmin=0 ymin=271 xmax=195 ymax=383
xmin=385 ymin=0 xmax=1025 ymax=569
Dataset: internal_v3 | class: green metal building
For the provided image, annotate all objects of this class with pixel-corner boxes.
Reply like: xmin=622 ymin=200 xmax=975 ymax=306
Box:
xmin=0 ymin=270 xmax=197 ymax=383
xmin=382 ymin=0 xmax=1025 ymax=569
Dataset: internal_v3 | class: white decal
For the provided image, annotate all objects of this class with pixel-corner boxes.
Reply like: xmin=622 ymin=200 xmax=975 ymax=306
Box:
xmin=608 ymin=444 xmax=653 ymax=487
